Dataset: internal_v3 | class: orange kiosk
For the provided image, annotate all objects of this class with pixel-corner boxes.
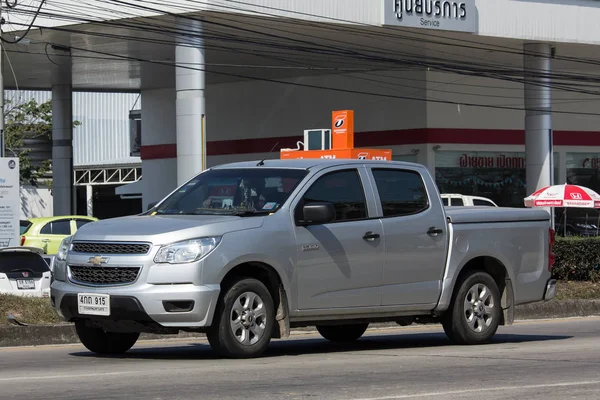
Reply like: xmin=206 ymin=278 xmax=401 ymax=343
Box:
xmin=280 ymin=110 xmax=392 ymax=160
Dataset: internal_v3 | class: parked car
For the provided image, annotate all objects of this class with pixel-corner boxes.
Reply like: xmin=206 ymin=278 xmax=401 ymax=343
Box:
xmin=441 ymin=194 xmax=498 ymax=207
xmin=20 ymin=216 xmax=98 ymax=254
xmin=50 ymin=159 xmax=556 ymax=358
xmin=0 ymin=247 xmax=52 ymax=298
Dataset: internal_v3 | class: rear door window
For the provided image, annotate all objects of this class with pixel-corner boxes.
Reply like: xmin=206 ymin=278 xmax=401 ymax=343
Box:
xmin=40 ymin=219 xmax=72 ymax=235
xmin=371 ymin=168 xmax=429 ymax=217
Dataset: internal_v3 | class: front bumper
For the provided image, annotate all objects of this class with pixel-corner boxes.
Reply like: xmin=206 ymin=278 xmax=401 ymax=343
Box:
xmin=543 ymin=278 xmax=557 ymax=301
xmin=50 ymin=280 xmax=220 ymax=329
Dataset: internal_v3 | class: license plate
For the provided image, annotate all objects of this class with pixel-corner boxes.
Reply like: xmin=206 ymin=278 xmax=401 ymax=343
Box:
xmin=77 ymin=293 xmax=110 ymax=316
xmin=16 ymin=279 xmax=35 ymax=290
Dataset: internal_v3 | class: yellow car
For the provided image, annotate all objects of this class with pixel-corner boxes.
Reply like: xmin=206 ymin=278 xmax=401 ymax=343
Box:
xmin=20 ymin=216 xmax=98 ymax=254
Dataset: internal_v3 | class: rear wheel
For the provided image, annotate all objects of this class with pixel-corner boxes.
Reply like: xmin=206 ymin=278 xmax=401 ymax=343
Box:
xmin=75 ymin=321 xmax=139 ymax=354
xmin=316 ymin=323 xmax=369 ymax=342
xmin=441 ymin=271 xmax=501 ymax=345
xmin=206 ymin=278 xmax=275 ymax=359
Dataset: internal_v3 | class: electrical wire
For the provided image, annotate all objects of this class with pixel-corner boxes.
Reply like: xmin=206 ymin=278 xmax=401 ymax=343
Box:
xmin=5 ymin=1 xmax=600 ymax=110
xmin=29 ymin=39 xmax=600 ymax=117
xmin=7 ymin=18 xmax=600 ymax=106
xmin=1 ymin=0 xmax=45 ymax=44
xmin=9 ymin=0 xmax=600 ymax=87
xmin=5 ymin=10 xmax=600 ymax=99
xmin=9 ymin=0 xmax=600 ymax=90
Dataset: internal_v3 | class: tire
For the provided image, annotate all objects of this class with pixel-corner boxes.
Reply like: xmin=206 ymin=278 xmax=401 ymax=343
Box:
xmin=75 ymin=321 xmax=140 ymax=354
xmin=316 ymin=323 xmax=369 ymax=342
xmin=441 ymin=271 xmax=501 ymax=345
xmin=206 ymin=278 xmax=275 ymax=359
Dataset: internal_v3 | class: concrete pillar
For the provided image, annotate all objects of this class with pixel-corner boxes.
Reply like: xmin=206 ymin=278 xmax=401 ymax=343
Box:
xmin=524 ymin=42 xmax=554 ymax=223
xmin=86 ymin=185 xmax=93 ymax=217
xmin=139 ymin=88 xmax=177 ymax=211
xmin=51 ymin=60 xmax=74 ymax=216
xmin=524 ymin=43 xmax=553 ymax=194
xmin=175 ymin=19 xmax=206 ymax=185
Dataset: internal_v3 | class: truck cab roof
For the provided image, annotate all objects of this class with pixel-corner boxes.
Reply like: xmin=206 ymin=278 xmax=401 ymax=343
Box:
xmin=210 ymin=158 xmax=422 ymax=170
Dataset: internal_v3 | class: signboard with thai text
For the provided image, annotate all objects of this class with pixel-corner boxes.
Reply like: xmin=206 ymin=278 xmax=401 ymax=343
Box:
xmin=382 ymin=0 xmax=477 ymax=33
xmin=0 ymin=158 xmax=20 ymax=248
xmin=436 ymin=151 xmax=560 ymax=169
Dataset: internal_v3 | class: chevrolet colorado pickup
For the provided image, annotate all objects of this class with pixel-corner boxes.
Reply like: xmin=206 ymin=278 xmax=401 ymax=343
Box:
xmin=50 ymin=159 xmax=557 ymax=358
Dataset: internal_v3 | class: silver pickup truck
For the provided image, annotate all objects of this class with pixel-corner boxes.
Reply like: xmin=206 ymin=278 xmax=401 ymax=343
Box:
xmin=50 ymin=159 xmax=557 ymax=358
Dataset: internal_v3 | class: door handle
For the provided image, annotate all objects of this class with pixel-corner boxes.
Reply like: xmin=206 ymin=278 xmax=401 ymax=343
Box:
xmin=427 ymin=227 xmax=443 ymax=236
xmin=42 ymin=239 xmax=50 ymax=243
xmin=363 ymin=231 xmax=380 ymax=241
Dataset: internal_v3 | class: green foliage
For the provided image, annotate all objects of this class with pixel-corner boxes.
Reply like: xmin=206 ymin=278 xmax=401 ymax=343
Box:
xmin=3 ymin=98 xmax=81 ymax=186
xmin=552 ymin=236 xmax=600 ymax=282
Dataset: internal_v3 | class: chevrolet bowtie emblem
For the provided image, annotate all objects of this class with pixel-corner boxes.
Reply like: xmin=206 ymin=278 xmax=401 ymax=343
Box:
xmin=88 ymin=256 xmax=109 ymax=265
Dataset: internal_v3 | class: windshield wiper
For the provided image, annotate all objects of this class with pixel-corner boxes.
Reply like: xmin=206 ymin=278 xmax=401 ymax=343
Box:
xmin=231 ymin=210 xmax=272 ymax=217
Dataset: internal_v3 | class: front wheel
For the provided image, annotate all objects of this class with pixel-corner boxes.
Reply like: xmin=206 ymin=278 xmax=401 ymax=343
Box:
xmin=75 ymin=321 xmax=140 ymax=354
xmin=206 ymin=278 xmax=275 ymax=359
xmin=316 ymin=323 xmax=369 ymax=342
xmin=441 ymin=271 xmax=501 ymax=345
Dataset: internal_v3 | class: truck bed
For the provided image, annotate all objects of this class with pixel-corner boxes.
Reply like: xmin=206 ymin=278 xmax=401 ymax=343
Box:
xmin=444 ymin=206 xmax=551 ymax=224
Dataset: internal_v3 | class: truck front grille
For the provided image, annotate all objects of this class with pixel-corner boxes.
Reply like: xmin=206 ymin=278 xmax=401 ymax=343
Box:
xmin=71 ymin=242 xmax=151 ymax=255
xmin=69 ymin=265 xmax=141 ymax=286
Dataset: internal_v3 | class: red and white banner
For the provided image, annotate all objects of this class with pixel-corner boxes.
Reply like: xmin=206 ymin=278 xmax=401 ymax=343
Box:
xmin=524 ymin=184 xmax=600 ymax=208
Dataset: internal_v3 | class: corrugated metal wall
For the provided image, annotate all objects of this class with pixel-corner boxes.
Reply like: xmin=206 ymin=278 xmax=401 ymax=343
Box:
xmin=6 ymin=89 xmax=141 ymax=167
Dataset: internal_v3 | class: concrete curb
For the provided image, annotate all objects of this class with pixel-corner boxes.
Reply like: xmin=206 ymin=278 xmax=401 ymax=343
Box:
xmin=2 ymin=299 xmax=600 ymax=348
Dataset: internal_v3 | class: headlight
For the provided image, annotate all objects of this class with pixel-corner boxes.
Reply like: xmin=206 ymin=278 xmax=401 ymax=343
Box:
xmin=154 ymin=237 xmax=221 ymax=264
xmin=56 ymin=236 xmax=73 ymax=262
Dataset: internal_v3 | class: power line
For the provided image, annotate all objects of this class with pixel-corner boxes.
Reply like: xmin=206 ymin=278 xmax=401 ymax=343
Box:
xmin=8 ymin=10 xmax=600 ymax=100
xmin=5 ymin=1 xmax=597 ymax=112
xmin=31 ymin=39 xmax=600 ymax=117
xmin=0 ymin=0 xmax=45 ymax=44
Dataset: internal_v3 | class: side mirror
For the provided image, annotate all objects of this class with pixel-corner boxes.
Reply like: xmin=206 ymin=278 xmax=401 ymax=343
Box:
xmin=300 ymin=202 xmax=336 ymax=225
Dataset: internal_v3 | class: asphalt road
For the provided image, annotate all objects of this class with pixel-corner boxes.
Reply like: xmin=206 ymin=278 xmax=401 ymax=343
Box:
xmin=2 ymin=317 xmax=600 ymax=400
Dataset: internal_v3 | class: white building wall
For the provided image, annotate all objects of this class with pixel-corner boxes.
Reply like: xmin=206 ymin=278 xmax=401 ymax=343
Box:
xmin=20 ymin=185 xmax=53 ymax=219
xmin=74 ymin=92 xmax=141 ymax=167
xmin=6 ymin=89 xmax=140 ymax=167
xmin=425 ymin=71 xmax=600 ymax=131
xmin=201 ymin=69 xmax=600 ymax=146
xmin=205 ymin=70 xmax=427 ymax=142
xmin=201 ymin=69 xmax=600 ymax=175
xmin=140 ymin=88 xmax=178 ymax=210
xmin=8 ymin=89 xmax=141 ymax=218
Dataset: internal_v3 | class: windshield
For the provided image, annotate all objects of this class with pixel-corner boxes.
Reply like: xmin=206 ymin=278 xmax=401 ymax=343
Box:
xmin=153 ymin=168 xmax=309 ymax=216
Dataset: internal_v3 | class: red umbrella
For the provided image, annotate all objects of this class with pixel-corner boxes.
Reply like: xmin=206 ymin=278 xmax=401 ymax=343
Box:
xmin=524 ymin=184 xmax=600 ymax=236
xmin=524 ymin=184 xmax=600 ymax=208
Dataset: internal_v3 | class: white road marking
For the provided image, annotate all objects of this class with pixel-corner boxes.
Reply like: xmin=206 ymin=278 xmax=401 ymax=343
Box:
xmin=0 ymin=370 xmax=144 ymax=382
xmin=351 ymin=380 xmax=600 ymax=400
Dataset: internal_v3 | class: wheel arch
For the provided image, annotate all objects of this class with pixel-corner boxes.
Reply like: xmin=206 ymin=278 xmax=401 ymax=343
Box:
xmin=219 ymin=261 xmax=291 ymax=339
xmin=451 ymin=256 xmax=515 ymax=326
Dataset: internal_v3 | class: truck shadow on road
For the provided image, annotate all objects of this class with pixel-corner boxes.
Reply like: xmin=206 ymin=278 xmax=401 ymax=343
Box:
xmin=68 ymin=330 xmax=572 ymax=360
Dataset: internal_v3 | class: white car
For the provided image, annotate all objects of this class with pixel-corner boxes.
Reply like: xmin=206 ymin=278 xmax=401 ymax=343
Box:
xmin=0 ymin=246 xmax=52 ymax=298
xmin=441 ymin=194 xmax=498 ymax=207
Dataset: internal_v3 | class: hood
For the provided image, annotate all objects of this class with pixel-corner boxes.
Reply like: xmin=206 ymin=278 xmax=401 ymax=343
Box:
xmin=72 ymin=214 xmax=265 ymax=245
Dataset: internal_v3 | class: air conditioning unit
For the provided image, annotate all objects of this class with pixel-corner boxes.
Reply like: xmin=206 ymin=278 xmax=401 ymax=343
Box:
xmin=129 ymin=110 xmax=142 ymax=157
xmin=304 ymin=129 xmax=331 ymax=151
